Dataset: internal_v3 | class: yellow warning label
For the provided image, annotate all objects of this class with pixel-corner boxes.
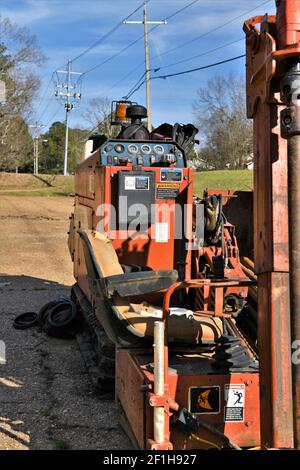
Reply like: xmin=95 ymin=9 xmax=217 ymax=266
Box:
xmin=157 ymin=183 xmax=180 ymax=189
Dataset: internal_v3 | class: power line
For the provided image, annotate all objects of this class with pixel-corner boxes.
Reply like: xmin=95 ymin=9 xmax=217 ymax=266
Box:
xmin=35 ymin=73 xmax=54 ymax=119
xmin=34 ymin=2 xmax=150 ymax=122
xmin=80 ymin=54 xmax=246 ymax=140
xmin=107 ymin=63 xmax=143 ymax=95
xmin=123 ymin=70 xmax=148 ymax=100
xmin=154 ymin=54 xmax=246 ymax=79
xmin=124 ymin=54 xmax=245 ymax=99
xmin=70 ymin=0 xmax=148 ymax=63
xmin=72 ymin=120 xmax=106 ymax=148
xmin=54 ymin=60 xmax=83 ymax=175
xmin=153 ymin=37 xmax=244 ymax=71
xmin=100 ymin=0 xmax=257 ymax=99
xmin=82 ymin=32 xmax=145 ymax=76
xmin=37 ymin=94 xmax=57 ymax=124
xmin=123 ymin=2 xmax=167 ymax=131
xmin=87 ymin=0 xmax=202 ymax=97
xmin=163 ymin=0 xmax=201 ymax=21
xmin=43 ymin=103 xmax=62 ymax=128
xmin=151 ymin=0 xmax=272 ymax=60
xmin=29 ymin=122 xmax=45 ymax=175
xmin=81 ymin=0 xmax=201 ymax=77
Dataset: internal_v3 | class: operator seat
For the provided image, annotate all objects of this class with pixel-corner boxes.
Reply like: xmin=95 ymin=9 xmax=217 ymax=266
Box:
xmin=78 ymin=230 xmax=223 ymax=346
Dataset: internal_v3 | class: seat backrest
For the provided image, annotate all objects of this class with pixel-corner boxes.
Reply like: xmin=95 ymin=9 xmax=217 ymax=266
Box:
xmin=79 ymin=230 xmax=124 ymax=279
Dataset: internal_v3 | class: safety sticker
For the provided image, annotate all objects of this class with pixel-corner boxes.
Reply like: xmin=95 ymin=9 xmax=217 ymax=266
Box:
xmin=224 ymin=384 xmax=245 ymax=422
xmin=160 ymin=169 xmax=182 ymax=182
xmin=124 ymin=176 xmax=149 ymax=190
xmin=155 ymin=222 xmax=169 ymax=243
xmin=156 ymin=183 xmax=180 ymax=200
xmin=189 ymin=386 xmax=220 ymax=415
xmin=124 ymin=176 xmax=136 ymax=190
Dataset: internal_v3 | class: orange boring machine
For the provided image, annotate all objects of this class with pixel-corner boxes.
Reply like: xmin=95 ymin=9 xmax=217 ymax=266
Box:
xmin=68 ymin=0 xmax=300 ymax=450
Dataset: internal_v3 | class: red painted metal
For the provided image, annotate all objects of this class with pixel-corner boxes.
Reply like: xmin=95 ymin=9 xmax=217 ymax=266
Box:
xmin=276 ymin=0 xmax=300 ymax=49
xmin=244 ymin=0 xmax=300 ymax=449
xmin=116 ymin=350 xmax=260 ymax=449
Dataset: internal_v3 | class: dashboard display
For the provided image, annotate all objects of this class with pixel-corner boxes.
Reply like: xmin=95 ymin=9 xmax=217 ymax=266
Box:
xmin=141 ymin=144 xmax=151 ymax=154
xmin=154 ymin=145 xmax=164 ymax=155
xmin=104 ymin=144 xmax=113 ymax=152
xmin=100 ymin=140 xmax=186 ymax=168
xmin=128 ymin=144 xmax=138 ymax=154
xmin=115 ymin=143 xmax=125 ymax=153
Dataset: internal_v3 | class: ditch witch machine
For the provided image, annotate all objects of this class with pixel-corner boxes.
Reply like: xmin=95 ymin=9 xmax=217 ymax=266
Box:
xmin=68 ymin=0 xmax=300 ymax=450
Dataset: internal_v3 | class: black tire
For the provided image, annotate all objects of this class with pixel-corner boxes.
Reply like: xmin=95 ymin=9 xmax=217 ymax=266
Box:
xmin=13 ymin=312 xmax=38 ymax=330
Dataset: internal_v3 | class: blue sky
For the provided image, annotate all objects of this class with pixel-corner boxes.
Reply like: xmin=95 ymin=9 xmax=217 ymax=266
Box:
xmin=0 ymin=0 xmax=276 ymax=131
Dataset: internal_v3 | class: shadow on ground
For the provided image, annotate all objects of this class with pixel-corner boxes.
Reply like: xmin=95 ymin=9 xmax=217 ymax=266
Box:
xmin=0 ymin=274 xmax=131 ymax=450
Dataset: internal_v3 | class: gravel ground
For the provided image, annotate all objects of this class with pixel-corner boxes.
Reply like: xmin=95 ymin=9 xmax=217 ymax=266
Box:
xmin=0 ymin=196 xmax=131 ymax=450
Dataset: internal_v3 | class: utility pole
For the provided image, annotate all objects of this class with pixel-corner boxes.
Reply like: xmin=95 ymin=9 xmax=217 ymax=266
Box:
xmin=54 ymin=60 xmax=82 ymax=175
xmin=124 ymin=1 xmax=167 ymax=131
xmin=29 ymin=122 xmax=45 ymax=175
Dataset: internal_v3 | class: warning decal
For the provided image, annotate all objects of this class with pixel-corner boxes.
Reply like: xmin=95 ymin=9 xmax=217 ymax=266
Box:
xmin=189 ymin=386 xmax=220 ymax=415
xmin=224 ymin=384 xmax=245 ymax=422
xmin=124 ymin=176 xmax=149 ymax=190
xmin=156 ymin=183 xmax=180 ymax=200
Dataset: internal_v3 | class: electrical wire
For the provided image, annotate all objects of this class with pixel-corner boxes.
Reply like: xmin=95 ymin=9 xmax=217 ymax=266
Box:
xmin=67 ymin=54 xmax=244 ymax=146
xmin=34 ymin=2 xmax=150 ymax=121
xmin=122 ymin=70 xmax=148 ymax=100
xmin=190 ymin=433 xmax=221 ymax=450
xmin=35 ymin=73 xmax=54 ymax=119
xmin=71 ymin=120 xmax=106 ymax=147
xmin=37 ymin=94 xmax=57 ymax=124
xmin=154 ymin=37 xmax=244 ymax=71
xmin=43 ymin=104 xmax=62 ymax=128
xmin=162 ymin=0 xmax=201 ymax=21
xmin=123 ymin=54 xmax=245 ymax=99
xmin=81 ymin=0 xmax=201 ymax=77
xmin=82 ymin=34 xmax=145 ymax=76
xmin=106 ymin=63 xmax=143 ymax=95
xmin=155 ymin=54 xmax=246 ymax=78
xmin=70 ymin=0 xmax=148 ymax=63
xmin=102 ymin=0 xmax=268 ymax=100
xmin=123 ymin=37 xmax=244 ymax=98
xmin=150 ymin=0 xmax=272 ymax=60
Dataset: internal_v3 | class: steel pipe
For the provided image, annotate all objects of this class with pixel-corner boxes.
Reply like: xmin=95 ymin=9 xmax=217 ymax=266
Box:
xmin=287 ymin=134 xmax=300 ymax=448
xmin=153 ymin=320 xmax=165 ymax=444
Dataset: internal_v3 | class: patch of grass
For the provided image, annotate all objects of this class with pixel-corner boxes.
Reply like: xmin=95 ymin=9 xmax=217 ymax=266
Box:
xmin=0 ymin=170 xmax=253 ymax=197
xmin=54 ymin=439 xmax=70 ymax=450
xmin=0 ymin=173 xmax=74 ymax=196
xmin=193 ymin=169 xmax=253 ymax=196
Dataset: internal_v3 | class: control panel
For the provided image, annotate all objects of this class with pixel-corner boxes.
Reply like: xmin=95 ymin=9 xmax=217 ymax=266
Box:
xmin=99 ymin=140 xmax=186 ymax=168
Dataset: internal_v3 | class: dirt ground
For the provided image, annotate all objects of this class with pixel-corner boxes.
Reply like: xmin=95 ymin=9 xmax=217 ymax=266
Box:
xmin=0 ymin=196 xmax=131 ymax=450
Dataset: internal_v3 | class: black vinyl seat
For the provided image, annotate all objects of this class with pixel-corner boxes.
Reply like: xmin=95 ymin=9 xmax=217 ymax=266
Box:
xmin=121 ymin=264 xmax=152 ymax=273
xmin=104 ymin=270 xmax=178 ymax=298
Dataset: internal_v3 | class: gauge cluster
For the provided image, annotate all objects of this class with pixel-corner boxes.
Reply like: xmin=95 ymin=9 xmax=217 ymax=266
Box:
xmin=100 ymin=140 xmax=186 ymax=168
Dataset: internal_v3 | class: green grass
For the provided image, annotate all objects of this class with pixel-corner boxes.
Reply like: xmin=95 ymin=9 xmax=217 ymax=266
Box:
xmin=0 ymin=189 xmax=74 ymax=196
xmin=0 ymin=173 xmax=74 ymax=196
xmin=194 ymin=170 xmax=253 ymax=196
xmin=54 ymin=440 xmax=71 ymax=450
xmin=0 ymin=170 xmax=253 ymax=197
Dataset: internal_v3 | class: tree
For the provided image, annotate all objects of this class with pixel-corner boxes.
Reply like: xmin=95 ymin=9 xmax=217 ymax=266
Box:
xmin=193 ymin=74 xmax=253 ymax=170
xmin=82 ymin=97 xmax=120 ymax=138
xmin=0 ymin=16 xmax=45 ymax=171
xmin=40 ymin=122 xmax=88 ymax=174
